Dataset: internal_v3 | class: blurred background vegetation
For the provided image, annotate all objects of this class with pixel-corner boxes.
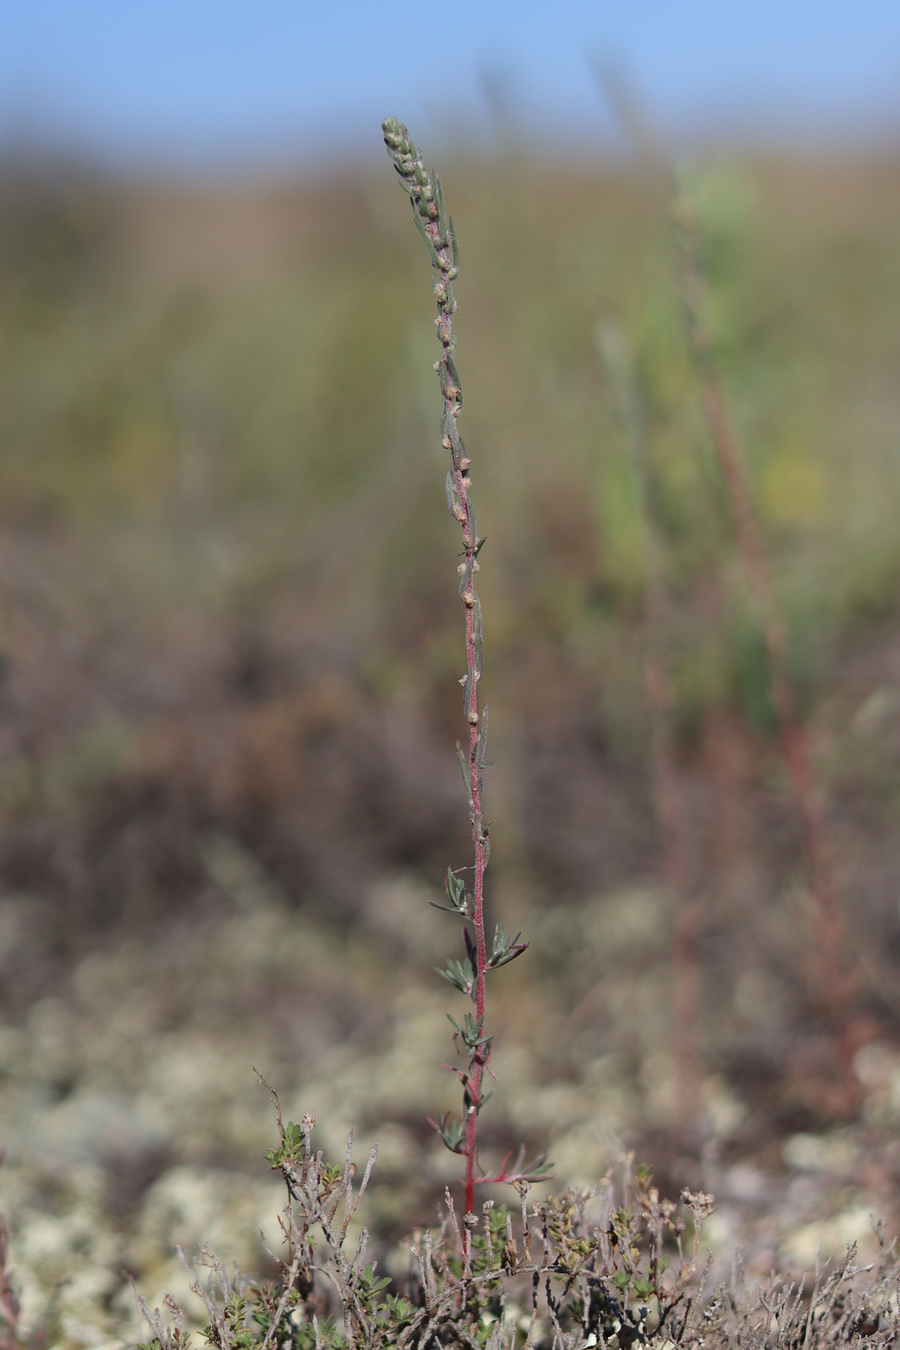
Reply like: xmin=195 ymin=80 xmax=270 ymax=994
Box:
xmin=4 ymin=143 xmax=900 ymax=1345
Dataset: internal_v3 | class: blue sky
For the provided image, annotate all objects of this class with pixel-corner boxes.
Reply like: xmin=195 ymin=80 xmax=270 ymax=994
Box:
xmin=2 ymin=0 xmax=899 ymax=169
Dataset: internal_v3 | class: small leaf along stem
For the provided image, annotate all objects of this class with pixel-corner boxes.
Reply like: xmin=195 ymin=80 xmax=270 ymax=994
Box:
xmin=382 ymin=118 xmax=546 ymax=1214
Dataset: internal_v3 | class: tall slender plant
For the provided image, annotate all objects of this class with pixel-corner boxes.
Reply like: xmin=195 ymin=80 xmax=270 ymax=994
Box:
xmin=101 ymin=116 xmax=719 ymax=1350
xmin=381 ymin=117 xmax=549 ymax=1212
xmin=595 ymin=68 xmax=858 ymax=1106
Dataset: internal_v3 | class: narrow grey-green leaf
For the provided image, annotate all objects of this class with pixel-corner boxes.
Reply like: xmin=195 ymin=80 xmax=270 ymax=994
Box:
xmin=449 ymin=215 xmax=459 ymax=272
xmin=445 ymin=469 xmax=461 ymax=518
xmin=480 ymin=827 xmax=491 ymax=868
xmin=475 ymin=703 xmax=489 ymax=768
xmin=411 ymin=200 xmax=441 ymax=268
xmin=456 ymin=741 xmax=472 ymax=800
xmin=446 ymin=352 xmax=462 ymax=393
xmin=460 ymin=672 xmax=472 ymax=722
xmin=435 ymin=177 xmax=447 ymax=242
xmin=472 ymin=592 xmax=483 ymax=646
xmin=445 ymin=866 xmax=468 ymax=910
xmin=458 ymin=556 xmax=475 ymax=601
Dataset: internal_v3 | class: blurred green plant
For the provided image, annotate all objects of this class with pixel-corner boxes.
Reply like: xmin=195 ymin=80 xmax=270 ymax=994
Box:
xmin=671 ymin=169 xmax=858 ymax=1104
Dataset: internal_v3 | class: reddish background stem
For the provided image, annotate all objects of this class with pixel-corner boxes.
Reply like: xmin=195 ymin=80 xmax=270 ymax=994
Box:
xmin=679 ymin=215 xmax=857 ymax=1094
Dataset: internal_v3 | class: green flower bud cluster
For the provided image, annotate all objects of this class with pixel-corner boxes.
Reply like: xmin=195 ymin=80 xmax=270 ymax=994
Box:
xmin=382 ymin=117 xmax=460 ymax=291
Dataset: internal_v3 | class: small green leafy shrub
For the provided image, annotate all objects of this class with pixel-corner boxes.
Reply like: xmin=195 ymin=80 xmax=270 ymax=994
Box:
xmin=136 ymin=1100 xmax=714 ymax=1350
xmin=133 ymin=1107 xmax=900 ymax=1350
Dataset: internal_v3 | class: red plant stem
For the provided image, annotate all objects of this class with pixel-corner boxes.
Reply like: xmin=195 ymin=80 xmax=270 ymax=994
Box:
xmin=465 ymin=736 xmax=487 ymax=1211
xmin=677 ymin=209 xmax=853 ymax=1057
xmin=449 ymin=367 xmax=488 ymax=1217
xmin=432 ymin=227 xmax=490 ymax=1217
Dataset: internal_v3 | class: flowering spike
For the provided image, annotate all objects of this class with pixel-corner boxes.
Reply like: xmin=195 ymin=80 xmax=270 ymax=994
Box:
xmin=384 ymin=117 xmax=533 ymax=1215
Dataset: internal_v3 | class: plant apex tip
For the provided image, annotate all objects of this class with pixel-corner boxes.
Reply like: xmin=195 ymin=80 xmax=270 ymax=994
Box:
xmin=382 ymin=117 xmax=408 ymax=149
